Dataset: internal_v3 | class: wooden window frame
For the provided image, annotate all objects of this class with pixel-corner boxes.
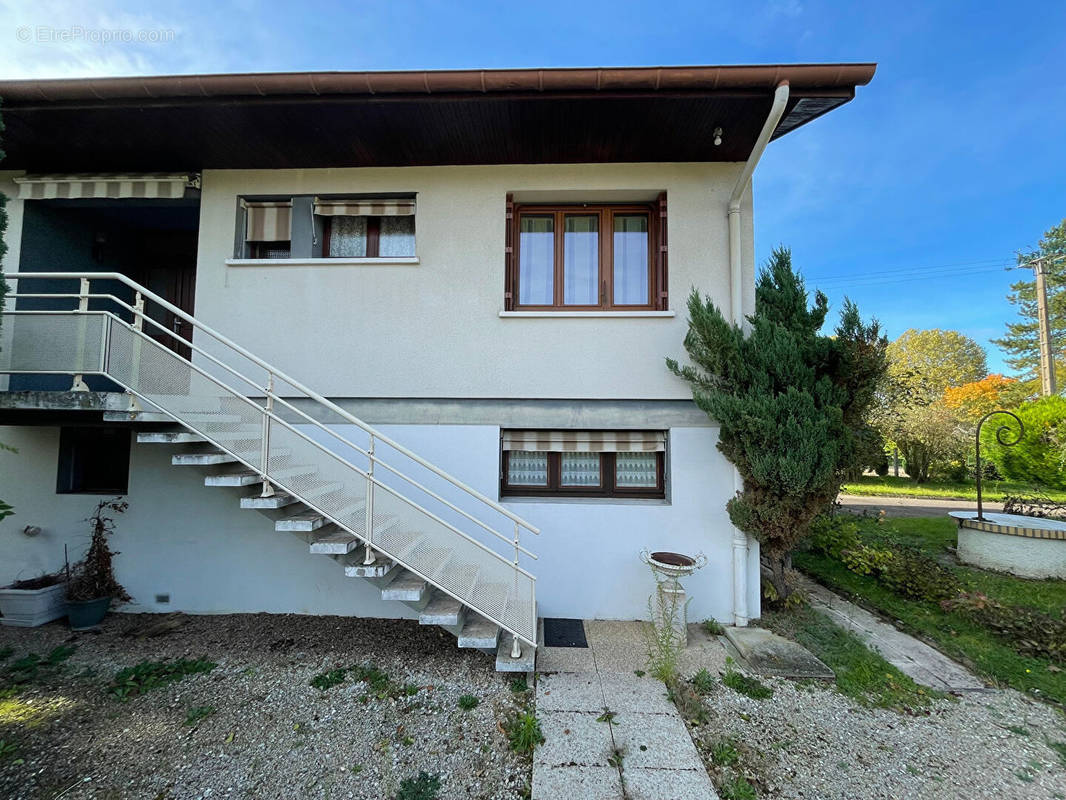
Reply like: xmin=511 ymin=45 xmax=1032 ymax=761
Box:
xmin=501 ymin=451 xmax=665 ymax=499
xmin=507 ymin=198 xmax=667 ymax=311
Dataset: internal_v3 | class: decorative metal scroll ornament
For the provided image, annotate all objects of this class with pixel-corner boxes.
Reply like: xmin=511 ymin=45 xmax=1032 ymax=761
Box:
xmin=975 ymin=410 xmax=1024 ymax=520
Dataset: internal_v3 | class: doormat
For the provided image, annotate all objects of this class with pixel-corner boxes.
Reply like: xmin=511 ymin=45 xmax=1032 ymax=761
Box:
xmin=543 ymin=617 xmax=588 ymax=648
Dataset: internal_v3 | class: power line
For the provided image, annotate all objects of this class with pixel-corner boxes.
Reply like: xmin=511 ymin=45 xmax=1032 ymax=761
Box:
xmin=815 ymin=265 xmax=1012 ymax=291
xmin=804 ymin=257 xmax=1012 ymax=284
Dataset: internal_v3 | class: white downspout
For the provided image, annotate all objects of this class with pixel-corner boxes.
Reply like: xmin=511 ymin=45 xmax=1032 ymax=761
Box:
xmin=727 ymin=80 xmax=790 ymax=627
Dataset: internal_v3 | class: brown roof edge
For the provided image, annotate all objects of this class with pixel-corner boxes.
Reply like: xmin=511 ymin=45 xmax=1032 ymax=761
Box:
xmin=0 ymin=64 xmax=876 ymax=104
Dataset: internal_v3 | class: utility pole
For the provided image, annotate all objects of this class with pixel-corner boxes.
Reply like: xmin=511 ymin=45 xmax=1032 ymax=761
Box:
xmin=1025 ymin=254 xmax=1064 ymax=397
xmin=1034 ymin=257 xmax=1057 ymax=396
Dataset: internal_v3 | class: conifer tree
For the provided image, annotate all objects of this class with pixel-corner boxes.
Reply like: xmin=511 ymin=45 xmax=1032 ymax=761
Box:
xmin=667 ymin=248 xmax=887 ymax=602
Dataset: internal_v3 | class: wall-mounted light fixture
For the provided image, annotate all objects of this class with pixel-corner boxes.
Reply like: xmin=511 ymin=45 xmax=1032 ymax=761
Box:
xmin=713 ymin=127 xmax=723 ymax=147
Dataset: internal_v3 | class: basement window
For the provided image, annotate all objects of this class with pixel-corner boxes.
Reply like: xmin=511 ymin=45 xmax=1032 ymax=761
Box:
xmin=500 ymin=430 xmax=666 ymax=499
xmin=56 ymin=427 xmax=131 ymax=494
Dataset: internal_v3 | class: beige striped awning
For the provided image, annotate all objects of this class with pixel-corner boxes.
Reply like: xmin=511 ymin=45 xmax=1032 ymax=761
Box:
xmin=501 ymin=430 xmax=666 ymax=453
xmin=242 ymin=200 xmax=292 ymax=242
xmin=313 ymin=197 xmax=416 ymax=217
xmin=14 ymin=173 xmax=194 ymax=200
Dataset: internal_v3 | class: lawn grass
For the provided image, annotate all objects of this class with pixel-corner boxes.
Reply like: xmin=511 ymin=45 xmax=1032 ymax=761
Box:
xmin=795 ymin=515 xmax=1066 ymax=705
xmin=762 ymin=606 xmax=941 ymax=711
xmin=840 ymin=475 xmax=1066 ymax=503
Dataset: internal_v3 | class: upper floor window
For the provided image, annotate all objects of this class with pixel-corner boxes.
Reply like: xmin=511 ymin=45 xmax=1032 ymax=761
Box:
xmin=316 ymin=197 xmax=416 ymax=258
xmin=237 ymin=195 xmax=416 ymax=260
xmin=504 ymin=195 xmax=667 ymax=311
xmin=243 ymin=200 xmax=292 ymax=259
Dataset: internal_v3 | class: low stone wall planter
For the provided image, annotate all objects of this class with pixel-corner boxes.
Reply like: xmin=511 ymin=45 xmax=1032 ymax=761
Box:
xmin=950 ymin=511 xmax=1066 ymax=579
xmin=0 ymin=582 xmax=68 ymax=627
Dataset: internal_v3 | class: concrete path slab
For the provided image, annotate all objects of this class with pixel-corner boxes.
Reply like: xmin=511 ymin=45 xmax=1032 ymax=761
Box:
xmin=533 ymin=669 xmax=718 ymax=799
xmin=723 ymin=626 xmax=835 ymax=679
xmin=798 ymin=575 xmax=988 ymax=692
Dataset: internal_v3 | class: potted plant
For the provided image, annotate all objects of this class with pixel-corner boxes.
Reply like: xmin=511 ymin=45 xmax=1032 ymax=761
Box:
xmin=66 ymin=498 xmax=131 ymax=631
xmin=0 ymin=571 xmax=67 ymax=627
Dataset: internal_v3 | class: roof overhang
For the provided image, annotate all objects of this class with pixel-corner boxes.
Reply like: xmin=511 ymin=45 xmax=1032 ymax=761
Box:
xmin=0 ymin=64 xmax=875 ymax=172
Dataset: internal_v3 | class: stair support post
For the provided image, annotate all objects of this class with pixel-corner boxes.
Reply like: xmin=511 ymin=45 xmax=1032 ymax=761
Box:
xmin=127 ymin=291 xmax=145 ymax=411
xmin=259 ymin=372 xmax=275 ymax=498
xmin=70 ymin=277 xmax=91 ymax=392
xmin=511 ymin=521 xmax=522 ymax=659
xmin=363 ymin=435 xmax=376 ymax=565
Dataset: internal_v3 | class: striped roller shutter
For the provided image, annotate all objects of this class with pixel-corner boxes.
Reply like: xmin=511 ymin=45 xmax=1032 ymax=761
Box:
xmin=501 ymin=430 xmax=666 ymax=453
xmin=14 ymin=173 xmax=193 ymax=200
xmin=313 ymin=198 xmax=415 ymax=216
xmin=242 ymin=200 xmax=292 ymax=242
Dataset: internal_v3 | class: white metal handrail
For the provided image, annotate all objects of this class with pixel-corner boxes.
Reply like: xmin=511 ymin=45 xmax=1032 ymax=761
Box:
xmin=0 ymin=272 xmax=538 ymax=650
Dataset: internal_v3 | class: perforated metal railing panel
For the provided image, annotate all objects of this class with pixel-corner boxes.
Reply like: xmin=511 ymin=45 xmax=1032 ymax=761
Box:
xmin=1 ymin=310 xmax=537 ymax=644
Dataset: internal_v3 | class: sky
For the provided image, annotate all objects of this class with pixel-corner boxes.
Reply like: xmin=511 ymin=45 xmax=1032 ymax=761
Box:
xmin=1 ymin=0 xmax=1064 ymax=374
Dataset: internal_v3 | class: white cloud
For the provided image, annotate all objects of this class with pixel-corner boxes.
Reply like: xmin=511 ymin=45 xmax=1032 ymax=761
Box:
xmin=0 ymin=0 xmax=254 ymax=79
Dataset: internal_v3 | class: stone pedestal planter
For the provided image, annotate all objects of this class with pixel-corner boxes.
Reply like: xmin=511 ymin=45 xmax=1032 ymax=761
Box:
xmin=0 ymin=582 xmax=68 ymax=627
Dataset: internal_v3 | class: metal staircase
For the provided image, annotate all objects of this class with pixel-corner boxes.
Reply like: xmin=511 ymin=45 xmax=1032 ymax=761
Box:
xmin=0 ymin=272 xmax=538 ymax=670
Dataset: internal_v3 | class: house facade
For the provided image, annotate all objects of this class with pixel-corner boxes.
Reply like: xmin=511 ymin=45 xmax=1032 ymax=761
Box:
xmin=0 ymin=65 xmax=874 ymax=666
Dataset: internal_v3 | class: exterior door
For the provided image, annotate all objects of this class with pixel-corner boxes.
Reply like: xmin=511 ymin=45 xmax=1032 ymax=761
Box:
xmin=136 ymin=230 xmax=198 ymax=361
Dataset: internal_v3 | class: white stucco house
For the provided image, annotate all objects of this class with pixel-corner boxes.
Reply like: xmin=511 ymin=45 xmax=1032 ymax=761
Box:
xmin=0 ymin=64 xmax=875 ymax=669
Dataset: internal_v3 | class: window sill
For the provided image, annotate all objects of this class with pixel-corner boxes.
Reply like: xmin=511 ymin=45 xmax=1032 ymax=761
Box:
xmin=225 ymin=257 xmax=420 ymax=267
xmin=502 ymin=496 xmax=669 ymax=506
xmin=498 ymin=310 xmax=675 ymax=318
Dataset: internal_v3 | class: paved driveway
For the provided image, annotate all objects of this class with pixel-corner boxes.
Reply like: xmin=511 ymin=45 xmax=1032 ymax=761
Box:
xmin=838 ymin=494 xmax=1002 ymax=518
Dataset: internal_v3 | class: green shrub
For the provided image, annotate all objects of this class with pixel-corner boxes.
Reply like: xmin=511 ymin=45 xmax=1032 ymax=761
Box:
xmin=809 ymin=515 xmax=861 ymax=560
xmin=879 ymin=546 xmax=959 ymax=602
xmin=504 ymin=710 xmax=544 ymax=753
xmin=984 ymin=396 xmax=1066 ymax=489
xmin=721 ymin=669 xmax=773 ymax=700
xmin=943 ymin=593 xmax=1066 ymax=663
xmin=109 ymin=659 xmax=216 ymax=700
xmin=394 ymin=771 xmax=441 ymax=800
xmin=840 ymin=544 xmax=894 ymax=576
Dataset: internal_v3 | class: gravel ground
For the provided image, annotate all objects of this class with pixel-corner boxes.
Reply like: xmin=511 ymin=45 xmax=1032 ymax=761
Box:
xmin=685 ymin=672 xmax=1066 ymax=799
xmin=0 ymin=613 xmax=532 ymax=800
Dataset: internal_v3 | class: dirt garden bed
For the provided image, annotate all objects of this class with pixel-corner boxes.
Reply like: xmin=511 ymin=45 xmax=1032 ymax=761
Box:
xmin=0 ymin=613 xmax=532 ymax=799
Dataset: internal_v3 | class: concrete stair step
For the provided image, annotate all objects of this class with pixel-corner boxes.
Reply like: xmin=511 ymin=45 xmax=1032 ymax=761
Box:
xmin=275 ymin=509 xmax=330 ymax=532
xmin=137 ymin=430 xmax=207 ymax=444
xmin=172 ymin=450 xmax=239 ymax=466
xmin=381 ymin=569 xmax=427 ymax=602
xmin=205 ymin=470 xmax=262 ymax=487
xmin=458 ymin=614 xmax=500 ymax=649
xmin=495 ymin=634 xmax=536 ymax=673
xmin=307 ymin=525 xmax=359 ymax=555
xmin=240 ymin=493 xmax=301 ymax=509
xmin=206 ymin=464 xmax=317 ymax=488
xmin=419 ymin=591 xmax=466 ymax=627
xmin=341 ymin=547 xmax=397 ymax=579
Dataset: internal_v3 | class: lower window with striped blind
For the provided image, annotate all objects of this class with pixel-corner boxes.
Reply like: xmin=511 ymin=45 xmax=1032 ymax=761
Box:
xmin=500 ymin=430 xmax=666 ymax=498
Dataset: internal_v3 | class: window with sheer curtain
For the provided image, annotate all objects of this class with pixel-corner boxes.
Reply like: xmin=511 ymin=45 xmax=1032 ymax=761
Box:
xmin=500 ymin=430 xmax=665 ymax=498
xmin=509 ymin=202 xmax=664 ymax=310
